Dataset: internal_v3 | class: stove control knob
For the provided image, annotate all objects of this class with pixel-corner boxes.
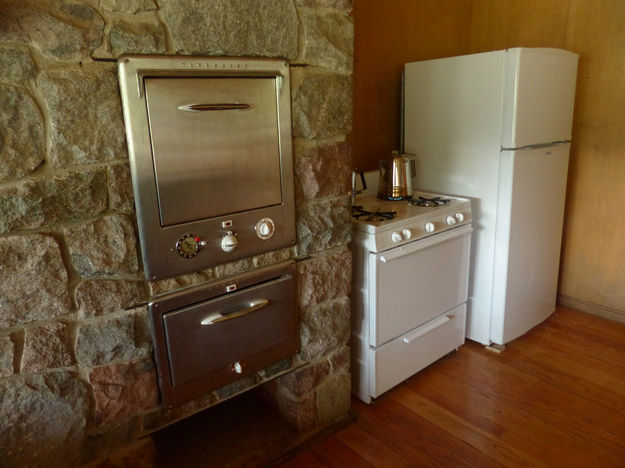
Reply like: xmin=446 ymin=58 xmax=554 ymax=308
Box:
xmin=391 ymin=231 xmax=403 ymax=243
xmin=425 ymin=222 xmax=435 ymax=233
xmin=255 ymin=218 xmax=275 ymax=240
xmin=221 ymin=231 xmax=238 ymax=252
xmin=446 ymin=215 xmax=457 ymax=226
xmin=401 ymin=228 xmax=412 ymax=240
xmin=455 ymin=212 xmax=465 ymax=223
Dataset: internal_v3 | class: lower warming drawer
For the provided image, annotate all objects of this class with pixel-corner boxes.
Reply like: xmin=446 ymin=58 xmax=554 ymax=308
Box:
xmin=149 ymin=260 xmax=298 ymax=406
xmin=370 ymin=303 xmax=466 ymax=399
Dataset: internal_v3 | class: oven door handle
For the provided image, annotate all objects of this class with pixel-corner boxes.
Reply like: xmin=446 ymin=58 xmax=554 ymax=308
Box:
xmin=200 ymin=298 xmax=269 ymax=325
xmin=403 ymin=312 xmax=455 ymax=343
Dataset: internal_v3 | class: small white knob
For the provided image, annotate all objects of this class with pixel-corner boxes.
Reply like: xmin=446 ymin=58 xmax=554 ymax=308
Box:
xmin=221 ymin=231 xmax=238 ymax=252
xmin=391 ymin=231 xmax=403 ymax=243
xmin=425 ymin=222 xmax=435 ymax=233
xmin=455 ymin=212 xmax=464 ymax=222
xmin=401 ymin=228 xmax=412 ymax=240
xmin=446 ymin=215 xmax=457 ymax=226
xmin=233 ymin=361 xmax=243 ymax=374
xmin=255 ymin=218 xmax=275 ymax=240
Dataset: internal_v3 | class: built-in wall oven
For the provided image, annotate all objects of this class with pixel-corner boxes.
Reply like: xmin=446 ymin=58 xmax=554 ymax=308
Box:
xmin=118 ymin=56 xmax=299 ymax=406
xmin=351 ymin=191 xmax=472 ymax=403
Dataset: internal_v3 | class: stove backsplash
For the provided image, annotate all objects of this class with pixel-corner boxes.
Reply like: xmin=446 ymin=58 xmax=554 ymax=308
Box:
xmin=0 ymin=1 xmax=353 ymax=465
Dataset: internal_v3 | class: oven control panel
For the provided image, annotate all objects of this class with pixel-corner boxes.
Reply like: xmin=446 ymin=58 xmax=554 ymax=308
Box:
xmin=364 ymin=208 xmax=472 ymax=252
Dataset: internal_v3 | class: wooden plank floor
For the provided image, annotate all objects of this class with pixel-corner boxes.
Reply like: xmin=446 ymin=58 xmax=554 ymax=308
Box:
xmin=280 ymin=306 xmax=625 ymax=467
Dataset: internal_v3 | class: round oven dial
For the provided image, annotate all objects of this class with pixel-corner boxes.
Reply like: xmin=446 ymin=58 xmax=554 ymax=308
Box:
xmin=221 ymin=231 xmax=238 ymax=252
xmin=446 ymin=215 xmax=457 ymax=226
xmin=391 ymin=231 xmax=403 ymax=243
xmin=425 ymin=222 xmax=436 ymax=233
xmin=176 ymin=233 xmax=201 ymax=258
xmin=255 ymin=218 xmax=275 ymax=240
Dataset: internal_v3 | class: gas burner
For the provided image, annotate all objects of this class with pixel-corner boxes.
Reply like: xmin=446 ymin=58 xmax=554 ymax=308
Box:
xmin=352 ymin=205 xmax=397 ymax=222
xmin=410 ymin=196 xmax=451 ymax=207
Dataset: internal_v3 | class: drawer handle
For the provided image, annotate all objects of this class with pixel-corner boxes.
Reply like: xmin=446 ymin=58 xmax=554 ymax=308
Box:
xmin=200 ymin=298 xmax=269 ymax=325
xmin=178 ymin=103 xmax=254 ymax=112
xmin=402 ymin=312 xmax=455 ymax=344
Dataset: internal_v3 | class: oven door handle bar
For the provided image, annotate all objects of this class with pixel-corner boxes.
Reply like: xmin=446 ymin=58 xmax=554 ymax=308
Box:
xmin=402 ymin=312 xmax=455 ymax=343
xmin=177 ymin=103 xmax=254 ymax=112
xmin=200 ymin=298 xmax=269 ymax=325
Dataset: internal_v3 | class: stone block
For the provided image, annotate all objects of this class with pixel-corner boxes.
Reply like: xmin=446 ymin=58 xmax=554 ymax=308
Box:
xmin=0 ymin=84 xmax=45 ymax=183
xmin=315 ymin=372 xmax=351 ymax=426
xmin=295 ymin=140 xmax=351 ymax=200
xmin=252 ymin=248 xmax=293 ymax=268
xmin=0 ymin=168 xmax=107 ymax=234
xmin=296 ymin=196 xmax=352 ymax=255
xmin=292 ymin=68 xmax=352 ymax=139
xmin=159 ymin=0 xmax=298 ymax=58
xmin=328 ymin=344 xmax=350 ymax=374
xmin=75 ymin=279 xmax=149 ymax=319
xmin=297 ymin=248 xmax=351 ymax=308
xmin=0 ymin=335 xmax=14 ymax=377
xmin=149 ymin=268 xmax=215 ymax=295
xmin=108 ymin=162 xmax=135 ymax=211
xmin=0 ymin=371 xmax=89 ymax=467
xmin=0 ymin=1 xmax=103 ymax=62
xmin=108 ymin=15 xmax=166 ymax=57
xmin=75 ymin=309 xmax=151 ymax=367
xmin=295 ymin=0 xmax=353 ymax=10
xmin=0 ymin=234 xmax=71 ymax=329
xmin=0 ymin=44 xmax=36 ymax=85
xmin=277 ymin=359 xmax=330 ymax=398
xmin=100 ymin=0 xmax=157 ymax=13
xmin=299 ymin=10 xmax=353 ymax=72
xmin=300 ymin=297 xmax=351 ymax=361
xmin=21 ymin=321 xmax=74 ymax=373
xmin=276 ymin=390 xmax=317 ymax=434
xmin=38 ymin=65 xmax=126 ymax=168
xmin=214 ymin=257 xmax=255 ymax=278
xmin=90 ymin=358 xmax=159 ymax=426
xmin=64 ymin=214 xmax=139 ymax=276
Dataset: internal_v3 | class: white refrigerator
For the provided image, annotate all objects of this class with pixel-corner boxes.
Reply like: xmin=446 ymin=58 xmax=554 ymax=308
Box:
xmin=403 ymin=48 xmax=578 ymax=345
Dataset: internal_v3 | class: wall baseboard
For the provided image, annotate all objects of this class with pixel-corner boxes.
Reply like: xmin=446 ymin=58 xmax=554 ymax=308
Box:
xmin=557 ymin=294 xmax=625 ymax=325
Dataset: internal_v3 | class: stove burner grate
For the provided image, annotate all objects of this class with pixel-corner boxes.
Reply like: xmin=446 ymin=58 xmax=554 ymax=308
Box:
xmin=410 ymin=196 xmax=451 ymax=207
xmin=352 ymin=205 xmax=397 ymax=222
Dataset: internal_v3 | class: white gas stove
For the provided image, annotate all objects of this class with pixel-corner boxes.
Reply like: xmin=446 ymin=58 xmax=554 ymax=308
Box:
xmin=350 ymin=191 xmax=473 ymax=403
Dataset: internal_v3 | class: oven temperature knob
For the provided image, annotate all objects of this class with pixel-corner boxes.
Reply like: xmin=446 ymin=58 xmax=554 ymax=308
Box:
xmin=446 ymin=215 xmax=457 ymax=226
xmin=175 ymin=233 xmax=206 ymax=258
xmin=401 ymin=228 xmax=412 ymax=240
xmin=455 ymin=212 xmax=465 ymax=222
xmin=425 ymin=222 xmax=435 ymax=233
xmin=255 ymin=218 xmax=275 ymax=240
xmin=391 ymin=231 xmax=403 ymax=243
xmin=221 ymin=231 xmax=238 ymax=252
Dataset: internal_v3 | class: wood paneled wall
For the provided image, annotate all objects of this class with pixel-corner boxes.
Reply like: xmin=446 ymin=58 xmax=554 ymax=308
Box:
xmin=351 ymin=0 xmax=625 ymax=319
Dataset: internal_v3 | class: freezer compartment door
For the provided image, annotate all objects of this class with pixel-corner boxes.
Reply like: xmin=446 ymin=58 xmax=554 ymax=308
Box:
xmin=370 ymin=225 xmax=472 ymax=346
xmin=501 ymin=48 xmax=578 ymax=148
xmin=490 ymin=144 xmax=570 ymax=344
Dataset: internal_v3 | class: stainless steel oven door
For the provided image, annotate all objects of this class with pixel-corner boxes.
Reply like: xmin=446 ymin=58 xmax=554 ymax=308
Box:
xmin=368 ymin=224 xmax=472 ymax=347
xmin=144 ymin=76 xmax=283 ymax=227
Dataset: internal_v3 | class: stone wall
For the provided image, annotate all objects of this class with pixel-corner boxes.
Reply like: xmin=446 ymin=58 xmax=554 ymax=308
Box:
xmin=0 ymin=0 xmax=353 ymax=465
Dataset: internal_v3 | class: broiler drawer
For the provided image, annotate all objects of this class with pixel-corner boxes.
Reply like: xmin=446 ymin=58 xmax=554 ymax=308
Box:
xmin=149 ymin=261 xmax=298 ymax=406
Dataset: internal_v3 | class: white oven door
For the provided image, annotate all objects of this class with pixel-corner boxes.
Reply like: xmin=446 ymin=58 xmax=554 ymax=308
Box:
xmin=368 ymin=224 xmax=472 ymax=347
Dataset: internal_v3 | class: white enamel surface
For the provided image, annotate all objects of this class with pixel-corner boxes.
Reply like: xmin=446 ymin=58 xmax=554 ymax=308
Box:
xmin=501 ymin=48 xmax=579 ymax=148
xmin=489 ymin=144 xmax=570 ymax=344
xmin=370 ymin=225 xmax=472 ymax=346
